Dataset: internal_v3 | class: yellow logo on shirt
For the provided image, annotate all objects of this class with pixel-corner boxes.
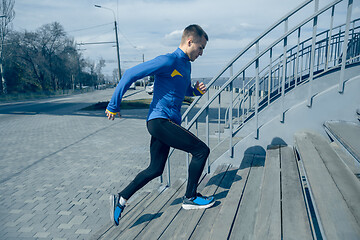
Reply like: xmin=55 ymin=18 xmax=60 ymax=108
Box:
xmin=171 ymin=69 xmax=183 ymax=78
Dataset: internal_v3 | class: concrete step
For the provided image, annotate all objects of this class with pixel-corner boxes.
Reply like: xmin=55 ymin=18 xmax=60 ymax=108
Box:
xmin=119 ymin=179 xmax=186 ymax=239
xmin=225 ymin=154 xmax=266 ymax=239
xmin=295 ymin=131 xmax=360 ymax=239
xmin=92 ymin=164 xmax=233 ymax=239
xmin=208 ymin=145 xmax=311 ymax=239
xmin=92 ymin=132 xmax=360 ymax=240
xmin=92 ymin=184 xmax=166 ymax=239
xmin=158 ymin=164 xmax=230 ymax=239
xmin=324 ymin=120 xmax=360 ymax=163
xmin=206 ymin=155 xmax=255 ymax=240
xmin=190 ymin=165 xmax=239 ymax=239
xmin=324 ymin=120 xmax=360 ymax=179
xmin=254 ymin=146 xmax=312 ymax=239
xmin=329 ymin=141 xmax=360 ymax=179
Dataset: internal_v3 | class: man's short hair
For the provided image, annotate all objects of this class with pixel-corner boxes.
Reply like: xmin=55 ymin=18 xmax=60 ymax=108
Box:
xmin=181 ymin=24 xmax=208 ymax=44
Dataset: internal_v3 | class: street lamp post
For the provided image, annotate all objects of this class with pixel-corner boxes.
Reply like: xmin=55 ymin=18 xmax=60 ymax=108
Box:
xmin=0 ymin=15 xmax=7 ymax=94
xmin=94 ymin=5 xmax=122 ymax=81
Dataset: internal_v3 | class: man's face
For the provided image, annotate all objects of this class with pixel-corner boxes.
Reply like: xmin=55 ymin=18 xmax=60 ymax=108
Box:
xmin=187 ymin=36 xmax=207 ymax=62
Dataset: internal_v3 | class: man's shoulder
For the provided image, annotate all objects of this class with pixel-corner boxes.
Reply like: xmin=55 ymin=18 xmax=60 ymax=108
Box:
xmin=154 ymin=52 xmax=177 ymax=67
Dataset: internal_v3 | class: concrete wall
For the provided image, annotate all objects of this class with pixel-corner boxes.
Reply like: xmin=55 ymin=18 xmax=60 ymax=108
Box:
xmin=213 ymin=65 xmax=360 ymax=169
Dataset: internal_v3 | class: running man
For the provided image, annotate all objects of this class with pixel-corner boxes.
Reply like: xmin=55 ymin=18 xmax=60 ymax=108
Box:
xmin=105 ymin=24 xmax=214 ymax=226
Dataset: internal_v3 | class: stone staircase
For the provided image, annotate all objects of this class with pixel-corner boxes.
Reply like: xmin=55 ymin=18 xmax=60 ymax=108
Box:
xmin=92 ymin=120 xmax=360 ymax=239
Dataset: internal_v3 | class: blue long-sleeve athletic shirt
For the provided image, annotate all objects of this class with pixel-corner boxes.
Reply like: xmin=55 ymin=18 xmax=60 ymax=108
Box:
xmin=106 ymin=48 xmax=203 ymax=125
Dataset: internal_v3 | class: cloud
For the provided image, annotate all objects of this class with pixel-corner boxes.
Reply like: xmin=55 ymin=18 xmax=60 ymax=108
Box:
xmin=165 ymin=30 xmax=182 ymax=40
xmin=162 ymin=29 xmax=183 ymax=47
xmin=11 ymin=0 xmax=358 ymax=77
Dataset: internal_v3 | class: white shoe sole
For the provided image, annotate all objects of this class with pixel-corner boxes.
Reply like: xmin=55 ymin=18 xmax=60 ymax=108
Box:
xmin=181 ymin=200 xmax=215 ymax=210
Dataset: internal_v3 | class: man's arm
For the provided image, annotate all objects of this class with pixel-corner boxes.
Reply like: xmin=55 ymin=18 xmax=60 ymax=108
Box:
xmin=106 ymin=55 xmax=172 ymax=120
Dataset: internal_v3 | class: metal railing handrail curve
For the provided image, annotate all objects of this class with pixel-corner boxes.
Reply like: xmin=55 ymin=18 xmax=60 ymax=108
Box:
xmin=181 ymin=0 xmax=314 ymax=121
xmin=162 ymin=0 xmax=357 ymax=187
xmin=185 ymin=0 xmax=344 ymax=130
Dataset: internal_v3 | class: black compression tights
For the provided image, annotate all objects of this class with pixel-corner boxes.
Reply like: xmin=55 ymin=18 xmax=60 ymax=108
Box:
xmin=119 ymin=118 xmax=210 ymax=200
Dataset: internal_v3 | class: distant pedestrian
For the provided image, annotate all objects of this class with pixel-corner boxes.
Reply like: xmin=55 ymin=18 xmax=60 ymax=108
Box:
xmin=105 ymin=24 xmax=214 ymax=226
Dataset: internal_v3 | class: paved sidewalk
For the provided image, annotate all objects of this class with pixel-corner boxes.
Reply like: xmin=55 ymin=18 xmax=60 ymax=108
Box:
xmin=0 ymin=88 xmax=188 ymax=239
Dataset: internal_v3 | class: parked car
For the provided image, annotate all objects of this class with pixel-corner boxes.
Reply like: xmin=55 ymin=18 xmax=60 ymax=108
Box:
xmin=146 ymin=82 xmax=154 ymax=95
xmin=129 ymin=82 xmax=136 ymax=90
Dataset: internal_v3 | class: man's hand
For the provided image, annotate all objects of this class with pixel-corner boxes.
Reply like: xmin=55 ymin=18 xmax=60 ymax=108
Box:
xmin=105 ymin=109 xmax=120 ymax=120
xmin=196 ymin=81 xmax=207 ymax=94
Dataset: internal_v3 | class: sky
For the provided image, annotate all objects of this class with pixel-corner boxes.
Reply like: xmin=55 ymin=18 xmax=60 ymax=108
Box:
xmin=11 ymin=0 xmax=360 ymax=78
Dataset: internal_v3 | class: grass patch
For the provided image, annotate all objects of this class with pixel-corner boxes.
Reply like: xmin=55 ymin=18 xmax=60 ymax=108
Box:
xmin=121 ymin=98 xmax=153 ymax=109
xmin=0 ymin=88 xmax=95 ymax=103
xmin=183 ymin=96 xmax=194 ymax=105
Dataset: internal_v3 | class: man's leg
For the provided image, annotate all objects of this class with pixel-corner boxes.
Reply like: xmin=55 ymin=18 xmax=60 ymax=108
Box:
xmin=147 ymin=118 xmax=210 ymax=198
xmin=119 ymin=136 xmax=170 ymax=200
xmin=111 ymin=135 xmax=169 ymax=226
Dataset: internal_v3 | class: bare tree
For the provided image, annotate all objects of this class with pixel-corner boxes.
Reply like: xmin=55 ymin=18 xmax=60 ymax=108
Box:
xmin=3 ymin=20 xmax=105 ymax=94
xmin=112 ymin=68 xmax=119 ymax=83
xmin=37 ymin=22 xmax=67 ymax=91
xmin=95 ymin=58 xmax=106 ymax=86
xmin=0 ymin=0 xmax=15 ymax=94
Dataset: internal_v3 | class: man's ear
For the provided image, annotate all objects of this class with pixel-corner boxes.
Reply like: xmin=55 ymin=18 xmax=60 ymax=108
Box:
xmin=187 ymin=38 xmax=192 ymax=47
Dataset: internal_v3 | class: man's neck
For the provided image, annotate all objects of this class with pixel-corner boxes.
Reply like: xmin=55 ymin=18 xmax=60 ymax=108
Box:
xmin=179 ymin=45 xmax=190 ymax=59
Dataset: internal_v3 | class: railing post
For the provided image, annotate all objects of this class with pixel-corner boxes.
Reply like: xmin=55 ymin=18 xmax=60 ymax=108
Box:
xmin=339 ymin=0 xmax=353 ymax=93
xmin=229 ymin=64 xmax=234 ymax=158
xmin=237 ymin=92 xmax=240 ymax=126
xmin=336 ymin=28 xmax=341 ymax=64
xmin=206 ymin=90 xmax=210 ymax=173
xmin=242 ymin=71 xmax=246 ymax=121
xmin=350 ymin=20 xmax=355 ymax=60
xmin=218 ymin=94 xmax=221 ymax=143
xmin=159 ymin=172 xmax=163 ymax=184
xmin=196 ymin=119 xmax=198 ymax=136
xmin=277 ymin=63 xmax=281 ymax=94
xmin=255 ymin=41 xmax=260 ymax=139
xmin=281 ymin=18 xmax=288 ymax=122
xmin=268 ymin=48 xmax=273 ymax=106
xmin=300 ymin=42 xmax=304 ymax=82
xmin=307 ymin=0 xmax=319 ymax=107
xmin=185 ymin=116 xmax=190 ymax=180
xmin=166 ymin=155 xmax=171 ymax=187
xmin=295 ymin=28 xmax=302 ymax=87
xmin=325 ymin=6 xmax=335 ymax=71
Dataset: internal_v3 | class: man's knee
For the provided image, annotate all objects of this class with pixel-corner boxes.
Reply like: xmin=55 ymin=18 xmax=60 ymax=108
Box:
xmin=145 ymin=166 xmax=164 ymax=179
xmin=203 ymin=144 xmax=210 ymax=158
xmin=193 ymin=142 xmax=210 ymax=160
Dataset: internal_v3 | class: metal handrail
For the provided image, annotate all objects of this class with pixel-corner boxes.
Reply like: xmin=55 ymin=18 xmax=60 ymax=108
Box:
xmin=186 ymin=0 xmax=345 ymax=130
xmin=181 ymin=0 xmax=314 ymax=121
xmin=162 ymin=0 xmax=359 ymax=186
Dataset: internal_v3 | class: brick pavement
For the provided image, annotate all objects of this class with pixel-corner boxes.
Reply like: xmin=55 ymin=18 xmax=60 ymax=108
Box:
xmin=0 ymin=89 xmax=188 ymax=239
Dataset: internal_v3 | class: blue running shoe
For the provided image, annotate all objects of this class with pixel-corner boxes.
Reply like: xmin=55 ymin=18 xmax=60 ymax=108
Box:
xmin=110 ymin=195 xmax=125 ymax=226
xmin=182 ymin=193 xmax=215 ymax=210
